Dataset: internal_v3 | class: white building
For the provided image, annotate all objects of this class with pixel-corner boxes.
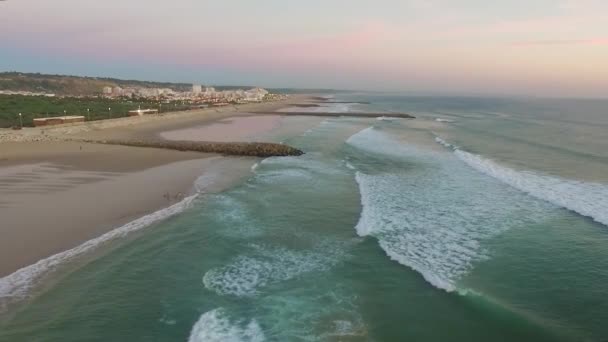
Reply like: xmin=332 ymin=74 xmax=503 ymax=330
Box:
xmin=192 ymin=84 xmax=202 ymax=94
xmin=244 ymin=87 xmax=269 ymax=102
xmin=112 ymin=86 xmax=123 ymax=96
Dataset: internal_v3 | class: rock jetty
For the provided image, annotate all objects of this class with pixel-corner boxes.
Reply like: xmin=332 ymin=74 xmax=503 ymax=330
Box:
xmin=75 ymin=139 xmax=304 ymax=157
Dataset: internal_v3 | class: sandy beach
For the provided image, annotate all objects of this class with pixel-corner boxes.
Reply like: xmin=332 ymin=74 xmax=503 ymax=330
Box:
xmin=0 ymin=95 xmax=313 ymax=278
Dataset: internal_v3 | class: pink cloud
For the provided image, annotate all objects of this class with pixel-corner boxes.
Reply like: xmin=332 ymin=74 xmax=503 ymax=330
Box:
xmin=3 ymin=21 xmax=393 ymax=75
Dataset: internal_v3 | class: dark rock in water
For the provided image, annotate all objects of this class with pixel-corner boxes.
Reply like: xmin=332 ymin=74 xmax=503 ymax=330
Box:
xmin=76 ymin=139 xmax=304 ymax=157
xmin=253 ymin=111 xmax=415 ymax=119
xmin=292 ymin=104 xmax=321 ymax=108
xmin=323 ymin=101 xmax=372 ymax=104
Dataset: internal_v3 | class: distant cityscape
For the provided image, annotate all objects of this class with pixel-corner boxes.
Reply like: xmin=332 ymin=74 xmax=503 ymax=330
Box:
xmin=101 ymin=84 xmax=279 ymax=105
xmin=0 ymin=73 xmax=290 ymax=128
xmin=1 ymin=84 xmax=281 ymax=105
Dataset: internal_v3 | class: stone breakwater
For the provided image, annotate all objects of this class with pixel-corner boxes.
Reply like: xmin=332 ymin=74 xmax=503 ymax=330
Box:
xmin=0 ymin=132 xmax=61 ymax=143
xmin=254 ymin=111 xmax=415 ymax=119
xmin=75 ymin=139 xmax=305 ymax=157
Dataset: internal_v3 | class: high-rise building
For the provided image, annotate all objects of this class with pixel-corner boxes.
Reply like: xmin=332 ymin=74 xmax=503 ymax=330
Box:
xmin=112 ymin=87 xmax=123 ymax=96
xmin=192 ymin=84 xmax=202 ymax=94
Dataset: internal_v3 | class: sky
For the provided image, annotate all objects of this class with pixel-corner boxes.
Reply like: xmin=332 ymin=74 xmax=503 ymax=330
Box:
xmin=1 ymin=0 xmax=607 ymax=97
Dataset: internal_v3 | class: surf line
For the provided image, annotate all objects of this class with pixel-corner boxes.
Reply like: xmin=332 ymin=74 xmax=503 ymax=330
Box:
xmin=433 ymin=135 xmax=608 ymax=228
xmin=0 ymin=195 xmax=198 ymax=313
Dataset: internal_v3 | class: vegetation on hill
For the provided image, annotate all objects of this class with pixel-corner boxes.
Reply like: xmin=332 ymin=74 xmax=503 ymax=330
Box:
xmin=0 ymin=95 xmax=191 ymax=128
xmin=0 ymin=71 xmax=338 ymax=96
xmin=0 ymin=72 xmax=193 ymax=95
xmin=0 ymin=72 xmax=272 ymax=96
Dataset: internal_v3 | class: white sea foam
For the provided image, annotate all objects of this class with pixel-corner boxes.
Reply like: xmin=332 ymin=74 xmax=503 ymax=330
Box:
xmin=349 ymin=127 xmax=554 ymax=291
xmin=159 ymin=316 xmax=177 ymax=326
xmin=203 ymin=243 xmax=346 ymax=297
xmin=435 ymin=118 xmax=454 ymax=123
xmin=0 ymin=195 xmax=197 ymax=311
xmin=434 ymin=136 xmax=453 ymax=148
xmin=348 ymin=127 xmax=439 ymax=160
xmin=434 ymin=136 xmax=608 ymax=227
xmin=188 ymin=308 xmax=265 ymax=342
xmin=454 ymin=149 xmax=608 ymax=227
xmin=354 ymin=172 xmax=485 ymax=291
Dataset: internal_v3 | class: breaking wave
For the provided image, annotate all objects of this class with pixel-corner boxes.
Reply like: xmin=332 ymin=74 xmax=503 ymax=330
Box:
xmin=436 ymin=136 xmax=608 ymax=227
xmin=348 ymin=127 xmax=554 ymax=291
xmin=188 ymin=308 xmax=265 ymax=342
xmin=0 ymin=195 xmax=197 ymax=312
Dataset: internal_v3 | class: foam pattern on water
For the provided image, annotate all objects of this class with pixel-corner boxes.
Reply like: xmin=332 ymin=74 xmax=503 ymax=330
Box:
xmin=205 ymin=194 xmax=264 ymax=238
xmin=188 ymin=308 xmax=265 ymax=342
xmin=348 ymin=127 xmax=554 ymax=291
xmin=203 ymin=242 xmax=348 ymax=297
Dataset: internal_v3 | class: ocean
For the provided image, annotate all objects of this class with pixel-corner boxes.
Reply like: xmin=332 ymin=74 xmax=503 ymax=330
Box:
xmin=1 ymin=94 xmax=607 ymax=341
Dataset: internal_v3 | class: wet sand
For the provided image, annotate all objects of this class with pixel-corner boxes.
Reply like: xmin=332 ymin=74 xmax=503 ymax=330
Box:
xmin=0 ymin=142 xmax=231 ymax=277
xmin=160 ymin=115 xmax=283 ymax=142
xmin=0 ymin=96 xmax=312 ymax=277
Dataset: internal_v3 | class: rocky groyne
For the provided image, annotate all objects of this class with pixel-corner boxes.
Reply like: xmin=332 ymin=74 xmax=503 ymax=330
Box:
xmin=254 ymin=111 xmax=415 ymax=119
xmin=75 ymin=139 xmax=304 ymax=157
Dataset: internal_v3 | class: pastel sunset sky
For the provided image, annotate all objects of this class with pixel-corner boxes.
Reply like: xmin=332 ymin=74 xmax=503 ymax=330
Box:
xmin=1 ymin=0 xmax=607 ymax=97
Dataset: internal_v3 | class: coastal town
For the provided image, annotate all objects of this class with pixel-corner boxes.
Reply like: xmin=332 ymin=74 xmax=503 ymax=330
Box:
xmin=0 ymin=85 xmax=278 ymax=104
xmin=0 ymin=73 xmax=287 ymax=128
xmin=101 ymin=84 xmax=277 ymax=105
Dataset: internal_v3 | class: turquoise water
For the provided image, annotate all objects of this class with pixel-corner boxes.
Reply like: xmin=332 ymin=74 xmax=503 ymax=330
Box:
xmin=1 ymin=96 xmax=608 ymax=341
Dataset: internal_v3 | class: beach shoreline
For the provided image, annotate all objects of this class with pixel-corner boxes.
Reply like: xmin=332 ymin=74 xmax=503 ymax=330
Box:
xmin=0 ymin=95 xmax=314 ymax=279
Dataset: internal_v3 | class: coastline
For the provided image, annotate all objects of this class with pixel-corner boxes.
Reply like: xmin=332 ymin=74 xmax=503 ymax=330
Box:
xmin=0 ymin=95 xmax=311 ymax=143
xmin=0 ymin=95 xmax=311 ymax=280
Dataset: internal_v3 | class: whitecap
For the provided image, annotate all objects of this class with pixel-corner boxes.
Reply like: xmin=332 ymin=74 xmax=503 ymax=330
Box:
xmin=435 ymin=118 xmax=454 ymax=123
xmin=434 ymin=136 xmax=453 ymax=148
xmin=349 ymin=128 xmax=554 ymax=292
xmin=454 ymin=149 xmax=608 ymax=227
xmin=188 ymin=308 xmax=265 ymax=342
xmin=433 ymin=135 xmax=608 ymax=228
